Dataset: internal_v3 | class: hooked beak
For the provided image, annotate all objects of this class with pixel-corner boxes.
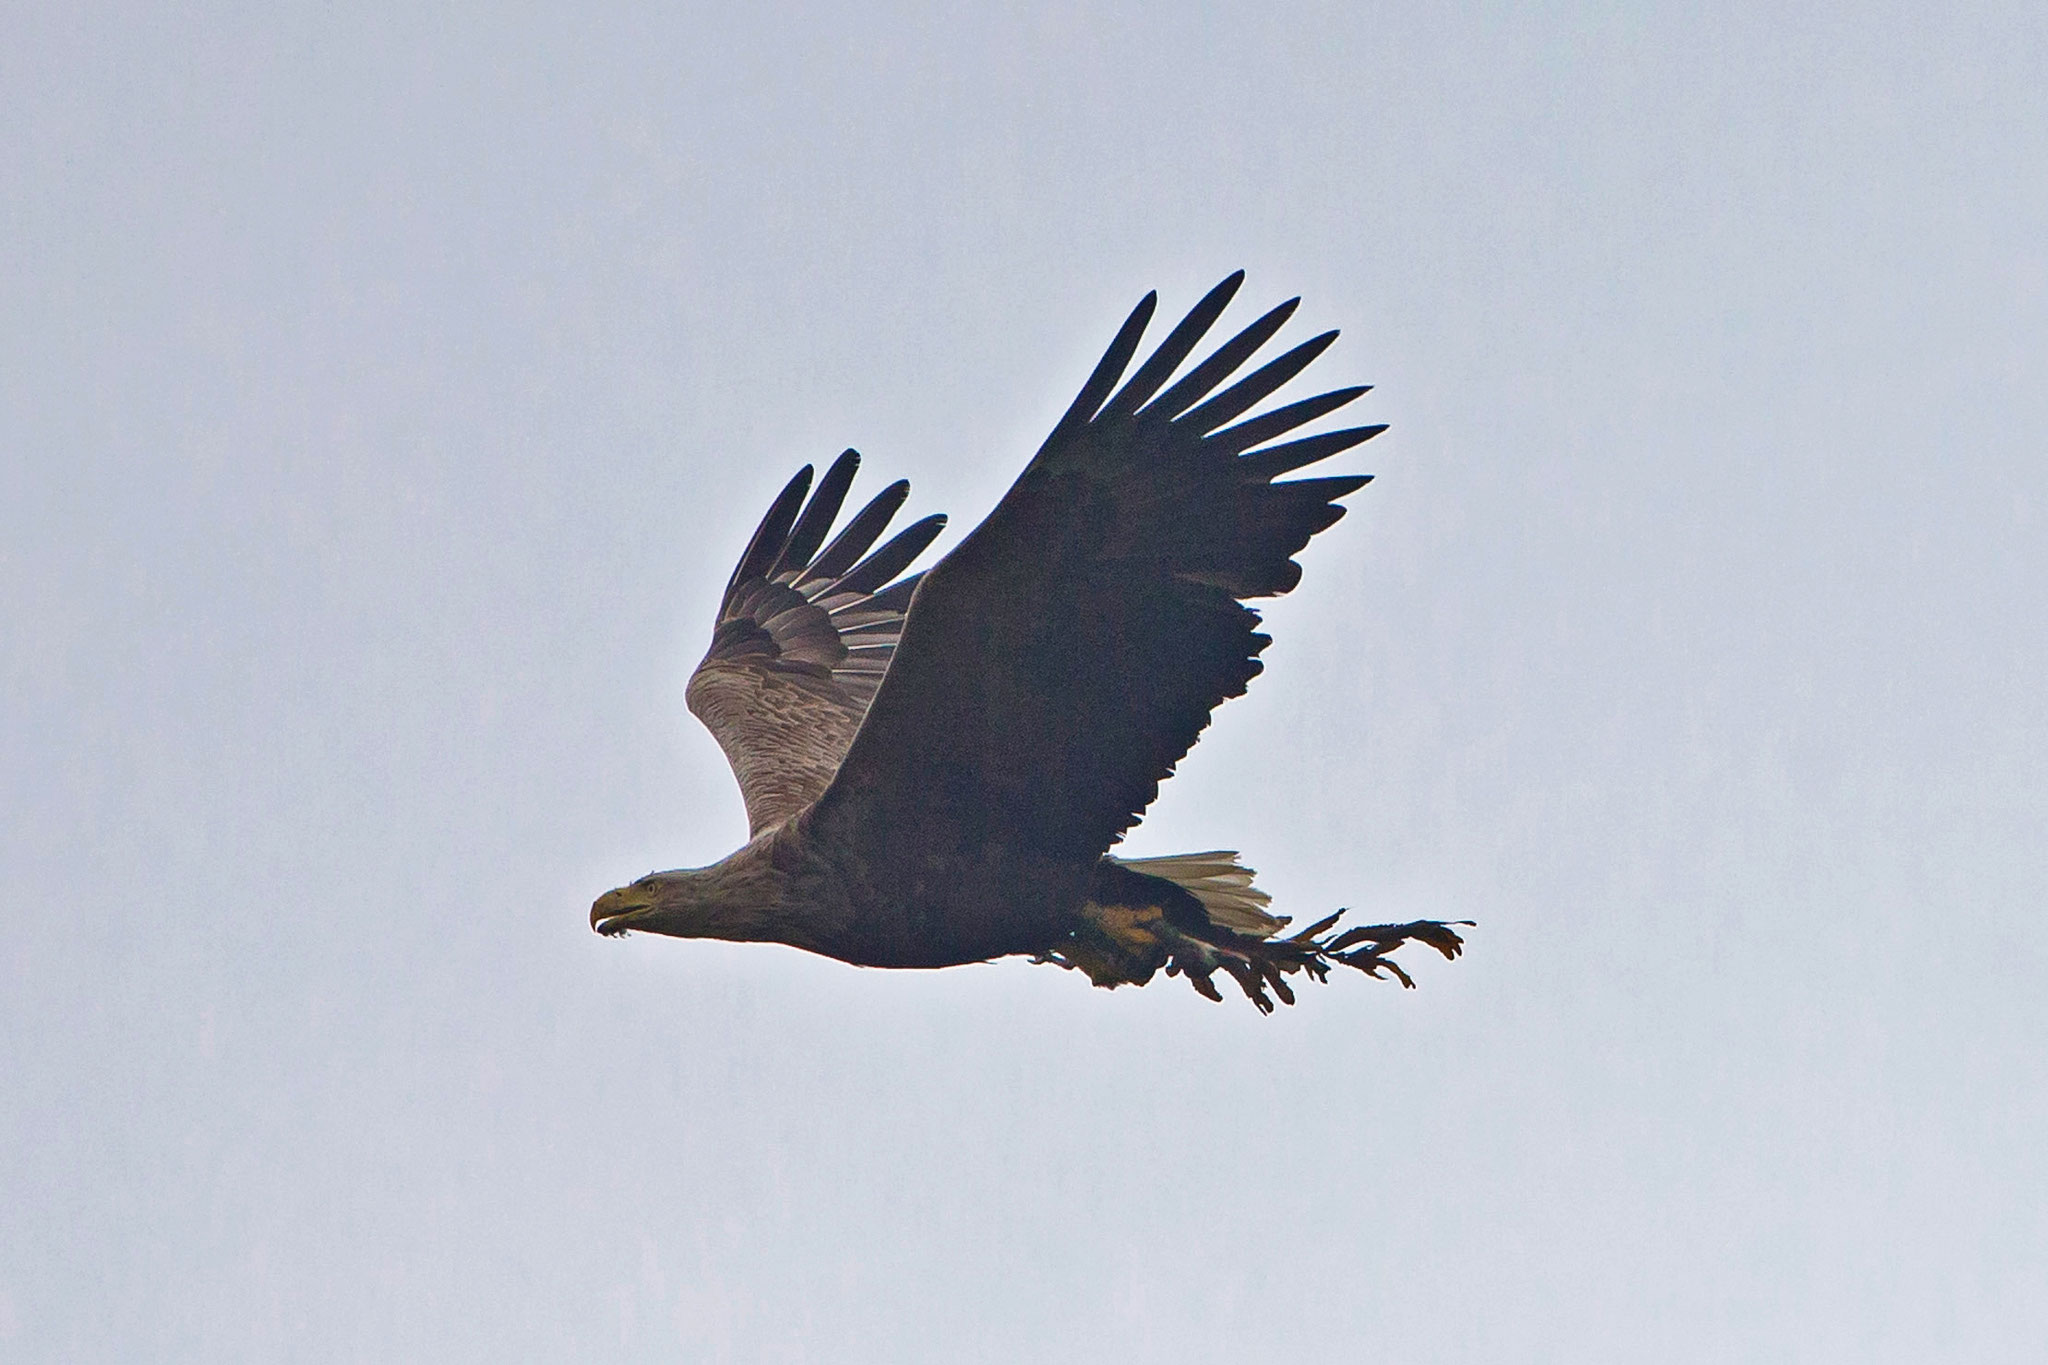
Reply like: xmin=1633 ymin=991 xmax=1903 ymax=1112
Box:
xmin=591 ymin=883 xmax=657 ymax=936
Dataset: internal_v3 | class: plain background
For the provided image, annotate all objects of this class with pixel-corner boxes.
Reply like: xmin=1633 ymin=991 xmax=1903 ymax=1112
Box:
xmin=4 ymin=2 xmax=2043 ymax=1360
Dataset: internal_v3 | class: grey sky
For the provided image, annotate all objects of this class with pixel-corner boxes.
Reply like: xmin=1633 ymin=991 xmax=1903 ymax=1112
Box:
xmin=4 ymin=2 xmax=2043 ymax=1360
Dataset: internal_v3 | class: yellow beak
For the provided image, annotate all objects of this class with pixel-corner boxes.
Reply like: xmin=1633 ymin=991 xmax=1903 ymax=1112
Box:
xmin=590 ymin=883 xmax=657 ymax=935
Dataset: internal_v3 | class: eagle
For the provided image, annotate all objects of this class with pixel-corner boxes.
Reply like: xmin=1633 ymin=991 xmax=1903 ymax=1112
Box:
xmin=590 ymin=273 xmax=1466 ymax=1011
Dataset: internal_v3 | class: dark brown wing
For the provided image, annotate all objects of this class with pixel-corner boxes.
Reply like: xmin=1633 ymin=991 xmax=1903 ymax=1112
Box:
xmin=686 ymin=448 xmax=945 ymax=835
xmin=813 ymin=272 xmax=1382 ymax=869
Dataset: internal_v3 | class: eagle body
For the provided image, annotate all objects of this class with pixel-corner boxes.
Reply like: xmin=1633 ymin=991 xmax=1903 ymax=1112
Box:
xmin=606 ymin=818 xmax=1231 ymax=978
xmin=592 ymin=275 xmax=1466 ymax=1010
xmin=629 ymin=816 xmax=1088 ymax=969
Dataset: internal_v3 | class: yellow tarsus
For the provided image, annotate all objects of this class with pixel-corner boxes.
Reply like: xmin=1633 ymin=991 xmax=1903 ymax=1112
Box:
xmin=1063 ymin=902 xmax=1170 ymax=987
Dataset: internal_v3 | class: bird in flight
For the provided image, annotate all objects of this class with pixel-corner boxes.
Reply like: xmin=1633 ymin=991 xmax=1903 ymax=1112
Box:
xmin=591 ymin=273 xmax=1466 ymax=1010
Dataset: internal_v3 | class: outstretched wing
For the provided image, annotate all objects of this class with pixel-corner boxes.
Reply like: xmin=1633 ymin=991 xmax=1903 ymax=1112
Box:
xmin=685 ymin=448 xmax=945 ymax=836
xmin=814 ymin=272 xmax=1381 ymax=868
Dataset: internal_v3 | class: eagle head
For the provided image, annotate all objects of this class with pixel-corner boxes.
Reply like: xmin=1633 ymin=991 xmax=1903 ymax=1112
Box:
xmin=590 ymin=856 xmax=780 ymax=944
xmin=593 ymin=871 xmax=696 ymax=933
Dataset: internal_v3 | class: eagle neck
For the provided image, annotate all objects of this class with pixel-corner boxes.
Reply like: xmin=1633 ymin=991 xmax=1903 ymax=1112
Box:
xmin=643 ymin=823 xmax=849 ymax=952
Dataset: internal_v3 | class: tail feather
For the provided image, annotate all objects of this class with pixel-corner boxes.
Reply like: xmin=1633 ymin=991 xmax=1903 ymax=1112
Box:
xmin=1109 ymin=850 xmax=1283 ymax=935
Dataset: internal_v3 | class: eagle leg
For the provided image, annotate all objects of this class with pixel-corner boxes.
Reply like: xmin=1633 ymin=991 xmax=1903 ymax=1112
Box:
xmin=1030 ymin=903 xmax=1172 ymax=989
xmin=1034 ymin=891 xmax=1470 ymax=1012
xmin=1156 ymin=913 xmax=1473 ymax=1014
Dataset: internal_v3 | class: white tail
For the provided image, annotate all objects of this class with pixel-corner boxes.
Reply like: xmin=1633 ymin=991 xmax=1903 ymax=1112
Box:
xmin=1109 ymin=850 xmax=1287 ymax=937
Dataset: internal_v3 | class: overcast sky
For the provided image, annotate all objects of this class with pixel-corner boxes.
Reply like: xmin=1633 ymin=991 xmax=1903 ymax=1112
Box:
xmin=4 ymin=3 xmax=2044 ymax=1361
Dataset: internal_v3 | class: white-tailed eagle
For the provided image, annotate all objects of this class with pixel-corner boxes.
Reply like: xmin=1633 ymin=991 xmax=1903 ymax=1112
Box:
xmin=591 ymin=274 xmax=1465 ymax=1010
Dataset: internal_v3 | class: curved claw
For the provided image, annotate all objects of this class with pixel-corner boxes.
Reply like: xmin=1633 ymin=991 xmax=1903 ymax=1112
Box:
xmin=1170 ymin=912 xmax=1472 ymax=1008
